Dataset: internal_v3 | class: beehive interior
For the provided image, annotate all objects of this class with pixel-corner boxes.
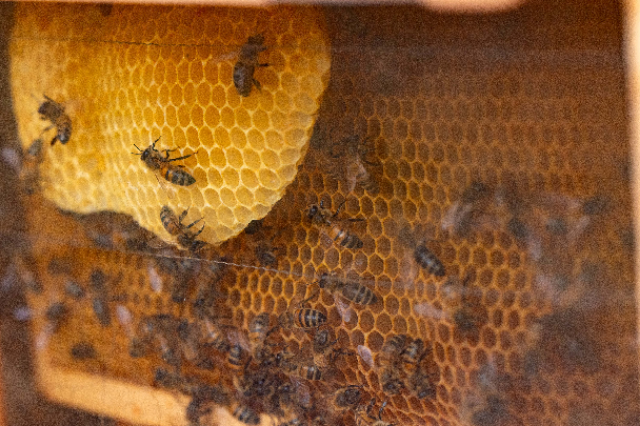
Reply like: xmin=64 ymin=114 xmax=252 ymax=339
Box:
xmin=9 ymin=1 xmax=640 ymax=426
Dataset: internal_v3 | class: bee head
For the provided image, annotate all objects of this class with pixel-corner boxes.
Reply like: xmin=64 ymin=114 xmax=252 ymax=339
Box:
xmin=307 ymin=204 xmax=319 ymax=220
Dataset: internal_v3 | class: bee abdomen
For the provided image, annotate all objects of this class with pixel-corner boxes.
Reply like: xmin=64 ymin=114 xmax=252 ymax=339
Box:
xmin=228 ymin=344 xmax=245 ymax=371
xmin=164 ymin=167 xmax=196 ymax=186
xmin=295 ymin=308 xmax=326 ymax=328
xmin=342 ymin=282 xmax=378 ymax=305
xmin=298 ymin=365 xmax=322 ymax=381
xmin=415 ymin=244 xmax=445 ymax=277
xmin=330 ymin=226 xmax=363 ymax=249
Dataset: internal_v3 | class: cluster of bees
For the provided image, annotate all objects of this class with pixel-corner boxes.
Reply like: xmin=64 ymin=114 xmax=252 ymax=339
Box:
xmin=15 ymin=31 xmax=512 ymax=426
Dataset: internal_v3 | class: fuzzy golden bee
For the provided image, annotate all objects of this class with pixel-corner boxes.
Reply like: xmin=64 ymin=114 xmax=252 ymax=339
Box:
xmin=316 ymin=272 xmax=378 ymax=306
xmin=234 ymin=34 xmax=269 ymax=97
xmin=38 ymin=95 xmax=72 ymax=145
xmin=133 ymin=137 xmax=197 ymax=186
xmin=307 ymin=201 xmax=364 ymax=249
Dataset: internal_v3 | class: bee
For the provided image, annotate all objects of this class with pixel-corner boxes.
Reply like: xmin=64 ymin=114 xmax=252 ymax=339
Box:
xmin=407 ymin=369 xmax=437 ymax=399
xmin=316 ymin=272 xmax=378 ymax=306
xmin=356 ymin=399 xmax=392 ymax=426
xmin=249 ymin=313 xmax=271 ymax=360
xmin=232 ymin=403 xmax=261 ymax=425
xmin=414 ymin=243 xmax=445 ymax=277
xmin=38 ymin=95 xmax=72 ymax=145
xmin=442 ymin=181 xmax=492 ymax=237
xmin=200 ymin=319 xmax=229 ymax=352
xmin=333 ymin=385 xmax=363 ymax=412
xmin=228 ymin=344 xmax=247 ymax=372
xmin=441 ymin=275 xmax=488 ymax=341
xmin=312 ymin=330 xmax=338 ymax=368
xmin=186 ymin=384 xmax=231 ymax=425
xmin=378 ymin=334 xmax=407 ymax=395
xmin=245 ymin=219 xmax=265 ymax=235
xmin=296 ymin=364 xmax=323 ymax=381
xmin=276 ymin=293 xmax=327 ymax=332
xmin=255 ymin=242 xmax=278 ymax=267
xmin=400 ymin=338 xmax=425 ymax=376
xmin=160 ymin=206 xmax=205 ymax=251
xmin=132 ymin=137 xmax=197 ymax=186
xmin=234 ymin=34 xmax=269 ymax=97
xmin=307 ymin=201 xmax=364 ymax=249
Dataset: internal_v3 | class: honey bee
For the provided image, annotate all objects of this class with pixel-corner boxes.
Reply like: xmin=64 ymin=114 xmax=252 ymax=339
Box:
xmin=407 ymin=369 xmax=437 ymax=399
xmin=234 ymin=34 xmax=269 ymax=97
xmin=414 ymin=243 xmax=445 ymax=277
xmin=442 ymin=181 xmax=492 ymax=237
xmin=307 ymin=201 xmax=364 ymax=249
xmin=200 ymin=319 xmax=230 ymax=352
xmin=249 ymin=313 xmax=271 ymax=360
xmin=160 ymin=206 xmax=205 ymax=251
xmin=20 ymin=137 xmax=45 ymax=194
xmin=228 ymin=344 xmax=247 ymax=372
xmin=440 ymin=274 xmax=488 ymax=341
xmin=38 ymin=95 xmax=72 ymax=145
xmin=232 ymin=403 xmax=261 ymax=425
xmin=280 ymin=361 xmax=323 ymax=381
xmin=275 ymin=292 xmax=327 ymax=333
xmin=255 ymin=242 xmax=278 ymax=267
xmin=400 ymin=338 xmax=425 ymax=376
xmin=356 ymin=399 xmax=392 ymax=426
xmin=316 ymin=272 xmax=378 ymax=306
xmin=312 ymin=330 xmax=338 ymax=368
xmin=378 ymin=334 xmax=407 ymax=395
xmin=333 ymin=385 xmax=364 ymax=412
xmin=133 ymin=137 xmax=197 ymax=186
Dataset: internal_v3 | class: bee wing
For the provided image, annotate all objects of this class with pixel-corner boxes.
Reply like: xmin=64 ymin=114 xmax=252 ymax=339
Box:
xmin=357 ymin=345 xmax=374 ymax=369
xmin=413 ymin=301 xmax=445 ymax=320
xmin=226 ymin=327 xmax=251 ymax=352
xmin=146 ymin=262 xmax=163 ymax=293
xmin=334 ymin=295 xmax=354 ymax=324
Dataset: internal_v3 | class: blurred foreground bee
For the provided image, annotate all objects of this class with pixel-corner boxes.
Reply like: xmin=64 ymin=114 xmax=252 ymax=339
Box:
xmin=316 ymin=273 xmax=378 ymax=306
xmin=398 ymin=225 xmax=445 ymax=277
xmin=307 ymin=201 xmax=364 ymax=249
xmin=414 ymin=243 xmax=445 ymax=277
xmin=133 ymin=137 xmax=196 ymax=186
xmin=233 ymin=403 xmax=261 ymax=425
xmin=70 ymin=342 xmax=97 ymax=360
xmin=441 ymin=181 xmax=492 ymax=237
xmin=20 ymin=137 xmax=45 ymax=194
xmin=38 ymin=95 xmax=72 ymax=145
xmin=440 ymin=274 xmax=488 ymax=342
xmin=159 ymin=206 xmax=206 ymax=252
xmin=234 ymin=34 xmax=269 ymax=97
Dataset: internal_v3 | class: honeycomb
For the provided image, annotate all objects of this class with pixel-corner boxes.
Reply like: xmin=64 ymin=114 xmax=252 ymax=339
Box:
xmin=10 ymin=3 xmax=331 ymax=244
xmin=11 ymin=2 xmax=640 ymax=426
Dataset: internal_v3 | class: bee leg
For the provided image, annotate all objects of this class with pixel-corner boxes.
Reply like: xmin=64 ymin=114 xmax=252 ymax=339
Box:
xmin=50 ymin=135 xmax=59 ymax=146
xmin=192 ymin=223 xmax=206 ymax=238
xmin=258 ymin=63 xmax=269 ymax=67
xmin=253 ymin=79 xmax=262 ymax=92
xmin=178 ymin=209 xmax=190 ymax=225
xmin=298 ymin=291 xmax=320 ymax=307
xmin=167 ymin=152 xmax=196 ymax=162
xmin=333 ymin=200 xmax=347 ymax=218
xmin=151 ymin=136 xmax=161 ymax=149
